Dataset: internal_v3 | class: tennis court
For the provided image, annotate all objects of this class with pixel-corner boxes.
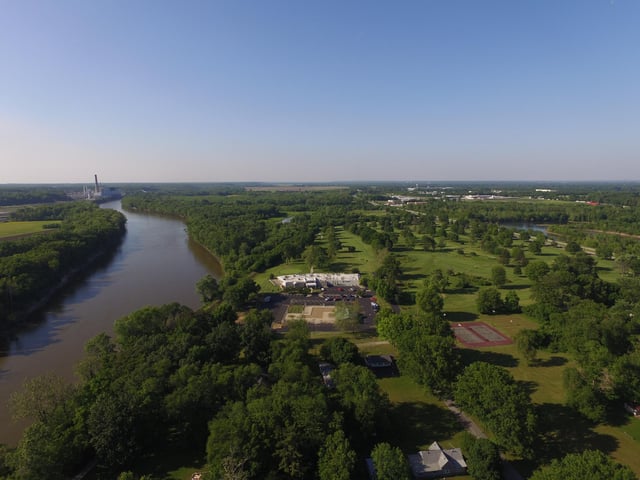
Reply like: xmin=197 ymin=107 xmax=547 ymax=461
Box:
xmin=451 ymin=321 xmax=513 ymax=347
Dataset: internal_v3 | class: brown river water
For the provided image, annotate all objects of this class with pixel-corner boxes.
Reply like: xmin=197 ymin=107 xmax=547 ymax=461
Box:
xmin=0 ymin=200 xmax=223 ymax=445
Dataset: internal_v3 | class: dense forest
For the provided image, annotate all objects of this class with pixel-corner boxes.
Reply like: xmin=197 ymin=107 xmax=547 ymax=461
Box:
xmin=0 ymin=188 xmax=70 ymax=206
xmin=0 ymin=203 xmax=126 ymax=332
xmin=3 ymin=183 xmax=640 ymax=479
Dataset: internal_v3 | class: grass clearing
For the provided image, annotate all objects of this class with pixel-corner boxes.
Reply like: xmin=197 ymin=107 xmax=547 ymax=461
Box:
xmin=0 ymin=220 xmax=59 ymax=239
xmin=595 ymin=422 xmax=640 ymax=474
xmin=253 ymin=226 xmax=380 ymax=293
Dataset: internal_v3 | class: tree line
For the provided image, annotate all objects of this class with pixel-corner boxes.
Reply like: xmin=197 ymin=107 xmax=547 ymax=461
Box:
xmin=0 ymin=298 xmax=409 ymax=480
xmin=0 ymin=203 xmax=126 ymax=333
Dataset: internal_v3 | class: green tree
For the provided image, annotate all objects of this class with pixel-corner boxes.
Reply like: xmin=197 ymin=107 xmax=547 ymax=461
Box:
xmin=511 ymin=246 xmax=528 ymax=267
xmin=222 ymin=277 xmax=260 ymax=309
xmin=525 ymin=260 xmax=550 ymax=282
xmin=375 ymin=309 xmax=414 ymax=343
xmin=529 ymin=240 xmax=543 ymax=255
xmin=565 ymin=240 xmax=582 ymax=254
xmin=397 ymin=333 xmax=459 ymax=396
xmin=427 ymin=269 xmax=449 ymax=293
xmin=196 ymin=274 xmax=220 ymax=303
xmin=529 ymin=450 xmax=636 ymax=480
xmin=302 ymin=245 xmax=328 ymax=271
xmin=88 ymin=391 xmax=143 ymax=469
xmin=9 ymin=373 xmax=74 ymax=423
xmin=455 ymin=362 xmax=536 ymax=457
xmin=460 ymin=433 xmax=501 ymax=480
xmin=476 ymin=287 xmax=503 ymax=314
xmin=318 ymin=429 xmax=356 ymax=480
xmin=333 ymin=363 xmax=390 ymax=438
xmin=240 ymin=309 xmax=274 ymax=366
xmin=503 ymin=290 xmax=521 ymax=313
xmin=491 ymin=265 xmax=507 ymax=287
xmin=515 ymin=329 xmax=539 ymax=365
xmin=563 ymin=367 xmax=606 ymax=422
xmin=207 ymin=402 xmax=260 ymax=479
xmin=498 ymin=248 xmax=511 ymax=265
xmin=370 ymin=443 xmax=412 ymax=480
xmin=422 ymin=235 xmax=436 ymax=251
xmin=415 ymin=283 xmax=444 ymax=317
xmin=319 ymin=337 xmax=360 ymax=365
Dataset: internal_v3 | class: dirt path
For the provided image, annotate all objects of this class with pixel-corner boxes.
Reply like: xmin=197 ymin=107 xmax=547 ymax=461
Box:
xmin=444 ymin=400 xmax=524 ymax=480
xmin=357 ymin=340 xmax=390 ymax=348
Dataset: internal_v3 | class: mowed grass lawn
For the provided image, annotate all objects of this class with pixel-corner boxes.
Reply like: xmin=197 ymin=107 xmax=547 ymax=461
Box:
xmin=253 ymin=227 xmax=381 ymax=292
xmin=0 ymin=220 xmax=59 ymax=238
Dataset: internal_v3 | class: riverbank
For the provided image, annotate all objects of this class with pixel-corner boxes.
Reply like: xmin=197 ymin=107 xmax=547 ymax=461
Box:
xmin=122 ymin=204 xmax=226 ymax=277
xmin=0 ymin=241 xmax=123 ymax=350
xmin=0 ymin=201 xmax=220 ymax=446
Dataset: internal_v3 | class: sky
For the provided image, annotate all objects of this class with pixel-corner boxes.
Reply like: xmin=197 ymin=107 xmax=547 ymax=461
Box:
xmin=1 ymin=0 xmax=639 ymax=184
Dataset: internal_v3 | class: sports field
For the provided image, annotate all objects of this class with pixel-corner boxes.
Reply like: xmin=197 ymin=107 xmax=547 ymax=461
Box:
xmin=451 ymin=321 xmax=513 ymax=347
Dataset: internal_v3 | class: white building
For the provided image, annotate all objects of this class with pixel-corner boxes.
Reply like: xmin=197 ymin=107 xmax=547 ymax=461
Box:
xmin=273 ymin=273 xmax=360 ymax=290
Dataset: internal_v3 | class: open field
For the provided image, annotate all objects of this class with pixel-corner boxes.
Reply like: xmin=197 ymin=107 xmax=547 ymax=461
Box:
xmin=0 ymin=220 xmax=59 ymax=239
xmin=252 ymin=226 xmax=380 ymax=293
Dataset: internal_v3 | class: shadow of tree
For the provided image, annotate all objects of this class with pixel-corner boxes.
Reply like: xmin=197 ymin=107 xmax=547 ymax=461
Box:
xmin=535 ymin=403 xmax=619 ymax=464
xmin=517 ymin=380 xmax=539 ymax=397
xmin=401 ymin=272 xmax=427 ymax=281
xmin=328 ymin=261 xmax=350 ymax=272
xmin=605 ymin=403 xmax=636 ymax=427
xmin=459 ymin=348 xmax=519 ymax=368
xmin=352 ymin=329 xmax=379 ymax=341
xmin=501 ymin=284 xmax=530 ymax=291
xmin=535 ymin=356 xmax=568 ymax=367
xmin=126 ymin=446 xmax=206 ymax=480
xmin=445 ymin=311 xmax=479 ymax=322
xmin=447 ymin=286 xmax=480 ymax=295
xmin=385 ymin=402 xmax=463 ymax=452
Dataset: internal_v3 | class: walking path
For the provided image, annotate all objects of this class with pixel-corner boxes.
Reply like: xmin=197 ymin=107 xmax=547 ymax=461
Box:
xmin=357 ymin=340 xmax=390 ymax=348
xmin=444 ymin=400 xmax=524 ymax=480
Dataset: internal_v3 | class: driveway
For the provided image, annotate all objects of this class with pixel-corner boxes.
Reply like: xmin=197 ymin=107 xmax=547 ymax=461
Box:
xmin=444 ymin=400 xmax=524 ymax=480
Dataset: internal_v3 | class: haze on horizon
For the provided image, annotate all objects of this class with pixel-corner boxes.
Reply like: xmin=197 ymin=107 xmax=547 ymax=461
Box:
xmin=2 ymin=0 xmax=639 ymax=184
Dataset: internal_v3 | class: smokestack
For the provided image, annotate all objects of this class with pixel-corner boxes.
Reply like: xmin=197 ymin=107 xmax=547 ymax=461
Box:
xmin=94 ymin=174 xmax=100 ymax=194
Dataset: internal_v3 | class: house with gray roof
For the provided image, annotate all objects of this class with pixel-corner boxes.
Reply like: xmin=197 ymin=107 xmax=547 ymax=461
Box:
xmin=407 ymin=441 xmax=467 ymax=479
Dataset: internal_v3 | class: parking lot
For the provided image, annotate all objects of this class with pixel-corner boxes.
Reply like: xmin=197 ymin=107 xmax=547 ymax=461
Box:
xmin=264 ymin=289 xmax=378 ymax=331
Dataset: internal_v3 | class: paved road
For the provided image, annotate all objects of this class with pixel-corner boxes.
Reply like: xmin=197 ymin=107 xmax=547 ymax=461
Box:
xmin=444 ymin=400 xmax=524 ymax=480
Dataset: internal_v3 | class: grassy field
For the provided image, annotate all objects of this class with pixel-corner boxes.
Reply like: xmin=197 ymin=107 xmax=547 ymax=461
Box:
xmin=0 ymin=220 xmax=59 ymax=239
xmin=252 ymin=226 xmax=381 ymax=292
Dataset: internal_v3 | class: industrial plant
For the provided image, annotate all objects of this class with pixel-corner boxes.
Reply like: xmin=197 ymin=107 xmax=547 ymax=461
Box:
xmin=68 ymin=175 xmax=122 ymax=201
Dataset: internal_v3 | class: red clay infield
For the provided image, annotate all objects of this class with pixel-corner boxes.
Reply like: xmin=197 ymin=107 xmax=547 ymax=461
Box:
xmin=451 ymin=321 xmax=513 ymax=347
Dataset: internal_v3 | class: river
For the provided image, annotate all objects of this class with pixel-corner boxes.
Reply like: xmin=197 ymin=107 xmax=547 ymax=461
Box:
xmin=0 ymin=200 xmax=222 ymax=445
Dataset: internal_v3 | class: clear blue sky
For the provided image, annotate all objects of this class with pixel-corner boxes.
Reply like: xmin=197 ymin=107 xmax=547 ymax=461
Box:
xmin=1 ymin=0 xmax=639 ymax=183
